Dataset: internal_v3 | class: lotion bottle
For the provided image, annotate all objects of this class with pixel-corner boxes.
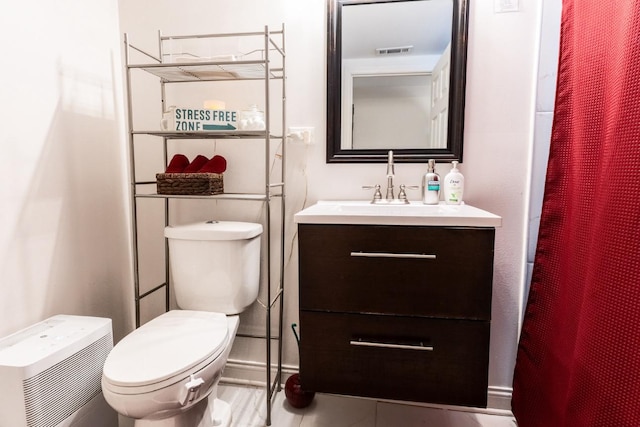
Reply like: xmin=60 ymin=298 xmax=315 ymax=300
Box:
xmin=421 ymin=159 xmax=440 ymax=205
xmin=444 ymin=161 xmax=464 ymax=205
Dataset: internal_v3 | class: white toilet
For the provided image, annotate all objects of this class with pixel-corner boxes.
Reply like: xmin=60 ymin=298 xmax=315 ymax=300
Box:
xmin=102 ymin=220 xmax=263 ymax=427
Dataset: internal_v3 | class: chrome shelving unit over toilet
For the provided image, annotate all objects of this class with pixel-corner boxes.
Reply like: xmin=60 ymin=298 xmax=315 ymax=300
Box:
xmin=123 ymin=26 xmax=286 ymax=425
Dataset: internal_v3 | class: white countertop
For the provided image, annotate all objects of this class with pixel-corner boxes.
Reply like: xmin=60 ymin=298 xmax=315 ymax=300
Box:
xmin=293 ymin=201 xmax=502 ymax=227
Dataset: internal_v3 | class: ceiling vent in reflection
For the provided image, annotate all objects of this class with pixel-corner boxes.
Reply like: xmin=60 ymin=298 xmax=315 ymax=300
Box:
xmin=375 ymin=45 xmax=414 ymax=55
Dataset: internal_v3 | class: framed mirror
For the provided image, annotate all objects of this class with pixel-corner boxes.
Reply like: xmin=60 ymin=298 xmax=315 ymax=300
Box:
xmin=326 ymin=0 xmax=469 ymax=163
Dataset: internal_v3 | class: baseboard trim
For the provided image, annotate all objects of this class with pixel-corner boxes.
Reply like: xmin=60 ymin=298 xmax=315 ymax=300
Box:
xmin=222 ymin=359 xmax=513 ymax=415
xmin=221 ymin=358 xmax=297 ymax=387
xmin=487 ymin=386 xmax=513 ymax=412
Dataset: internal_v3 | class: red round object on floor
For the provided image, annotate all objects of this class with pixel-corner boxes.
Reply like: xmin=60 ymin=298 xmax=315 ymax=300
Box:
xmin=284 ymin=373 xmax=315 ymax=409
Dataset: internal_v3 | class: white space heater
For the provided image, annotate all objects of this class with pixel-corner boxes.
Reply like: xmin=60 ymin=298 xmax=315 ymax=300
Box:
xmin=0 ymin=315 xmax=118 ymax=427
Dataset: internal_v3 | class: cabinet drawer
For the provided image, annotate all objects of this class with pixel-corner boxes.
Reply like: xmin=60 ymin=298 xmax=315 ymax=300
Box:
xmin=298 ymin=224 xmax=495 ymax=320
xmin=299 ymin=311 xmax=490 ymax=407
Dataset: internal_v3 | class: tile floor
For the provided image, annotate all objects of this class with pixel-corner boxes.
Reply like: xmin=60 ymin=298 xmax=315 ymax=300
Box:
xmin=218 ymin=383 xmax=517 ymax=427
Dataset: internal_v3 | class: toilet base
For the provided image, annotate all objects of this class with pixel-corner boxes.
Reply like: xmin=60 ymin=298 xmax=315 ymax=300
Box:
xmin=134 ymin=396 xmax=232 ymax=427
xmin=210 ymin=399 xmax=232 ymax=427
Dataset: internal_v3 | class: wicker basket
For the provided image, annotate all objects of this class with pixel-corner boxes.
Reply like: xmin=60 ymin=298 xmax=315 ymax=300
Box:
xmin=156 ymin=172 xmax=224 ymax=195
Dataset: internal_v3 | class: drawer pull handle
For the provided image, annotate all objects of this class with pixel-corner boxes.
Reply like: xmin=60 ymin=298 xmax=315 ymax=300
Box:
xmin=349 ymin=340 xmax=434 ymax=351
xmin=350 ymin=252 xmax=436 ymax=260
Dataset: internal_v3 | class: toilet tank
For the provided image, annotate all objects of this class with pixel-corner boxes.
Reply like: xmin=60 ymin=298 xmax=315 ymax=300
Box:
xmin=165 ymin=221 xmax=263 ymax=314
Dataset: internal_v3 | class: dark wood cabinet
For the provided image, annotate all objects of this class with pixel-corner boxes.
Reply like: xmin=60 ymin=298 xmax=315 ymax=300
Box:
xmin=297 ymin=223 xmax=496 ymax=408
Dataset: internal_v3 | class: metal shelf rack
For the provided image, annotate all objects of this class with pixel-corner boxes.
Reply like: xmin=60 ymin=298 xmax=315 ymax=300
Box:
xmin=123 ymin=25 xmax=286 ymax=426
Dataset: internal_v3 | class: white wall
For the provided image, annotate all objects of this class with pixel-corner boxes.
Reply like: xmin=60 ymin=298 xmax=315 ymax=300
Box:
xmin=113 ymin=0 xmax=544 ymax=411
xmin=526 ymin=0 xmax=562 ymax=304
xmin=0 ymin=1 xmax=133 ymax=341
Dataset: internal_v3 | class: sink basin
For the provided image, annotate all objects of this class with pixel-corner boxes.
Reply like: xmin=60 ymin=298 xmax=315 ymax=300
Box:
xmin=337 ymin=201 xmax=442 ymax=214
xmin=293 ymin=201 xmax=502 ymax=227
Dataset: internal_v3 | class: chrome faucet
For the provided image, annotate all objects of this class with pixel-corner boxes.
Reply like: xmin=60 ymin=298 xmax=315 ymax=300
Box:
xmin=385 ymin=150 xmax=395 ymax=200
xmin=363 ymin=150 xmax=417 ymax=204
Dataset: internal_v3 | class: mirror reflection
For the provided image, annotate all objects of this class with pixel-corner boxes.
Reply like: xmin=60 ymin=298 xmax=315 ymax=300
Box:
xmin=342 ymin=0 xmax=452 ymax=150
xmin=327 ymin=0 xmax=469 ymax=163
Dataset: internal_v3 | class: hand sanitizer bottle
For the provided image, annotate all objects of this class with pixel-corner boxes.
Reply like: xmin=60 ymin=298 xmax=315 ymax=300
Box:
xmin=421 ymin=159 xmax=440 ymax=205
xmin=444 ymin=161 xmax=464 ymax=205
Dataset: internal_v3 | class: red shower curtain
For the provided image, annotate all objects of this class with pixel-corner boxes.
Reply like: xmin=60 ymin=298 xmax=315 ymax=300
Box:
xmin=512 ymin=1 xmax=640 ymax=426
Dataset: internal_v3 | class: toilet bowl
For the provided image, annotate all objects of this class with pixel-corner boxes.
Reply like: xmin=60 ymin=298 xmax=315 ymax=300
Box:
xmin=102 ymin=221 xmax=262 ymax=426
xmin=102 ymin=311 xmax=239 ymax=426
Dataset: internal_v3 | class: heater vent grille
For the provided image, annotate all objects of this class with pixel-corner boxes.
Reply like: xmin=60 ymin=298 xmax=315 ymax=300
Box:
xmin=376 ymin=45 xmax=413 ymax=55
xmin=22 ymin=332 xmax=112 ymax=427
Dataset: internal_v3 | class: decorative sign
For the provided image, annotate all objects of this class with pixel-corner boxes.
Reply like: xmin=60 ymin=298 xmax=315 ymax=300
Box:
xmin=161 ymin=107 xmax=238 ymax=131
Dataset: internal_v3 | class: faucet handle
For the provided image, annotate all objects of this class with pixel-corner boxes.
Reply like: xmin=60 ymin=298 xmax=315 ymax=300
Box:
xmin=362 ymin=184 xmax=383 ymax=202
xmin=398 ymin=184 xmax=419 ymax=202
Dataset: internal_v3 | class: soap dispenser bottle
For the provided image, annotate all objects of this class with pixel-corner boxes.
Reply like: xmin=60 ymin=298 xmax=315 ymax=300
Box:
xmin=444 ymin=161 xmax=464 ymax=205
xmin=421 ymin=159 xmax=440 ymax=205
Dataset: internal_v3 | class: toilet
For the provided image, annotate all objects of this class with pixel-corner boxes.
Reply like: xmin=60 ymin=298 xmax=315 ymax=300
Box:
xmin=102 ymin=221 xmax=263 ymax=427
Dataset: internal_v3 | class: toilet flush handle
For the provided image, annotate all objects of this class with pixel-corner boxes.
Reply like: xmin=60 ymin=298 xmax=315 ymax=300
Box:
xmin=180 ymin=375 xmax=205 ymax=406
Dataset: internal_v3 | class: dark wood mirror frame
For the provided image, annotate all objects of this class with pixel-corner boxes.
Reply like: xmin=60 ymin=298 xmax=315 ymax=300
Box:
xmin=326 ymin=0 xmax=469 ymax=163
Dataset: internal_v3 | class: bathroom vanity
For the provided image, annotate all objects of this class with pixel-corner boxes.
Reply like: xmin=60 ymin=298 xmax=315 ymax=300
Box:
xmin=294 ymin=201 xmax=501 ymax=408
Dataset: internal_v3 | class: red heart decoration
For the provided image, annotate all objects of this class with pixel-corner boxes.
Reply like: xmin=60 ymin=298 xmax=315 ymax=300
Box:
xmin=183 ymin=155 xmax=209 ymax=173
xmin=199 ymin=155 xmax=227 ymax=174
xmin=165 ymin=154 xmax=190 ymax=173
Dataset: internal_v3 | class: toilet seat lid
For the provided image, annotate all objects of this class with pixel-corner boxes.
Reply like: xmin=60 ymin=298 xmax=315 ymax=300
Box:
xmin=164 ymin=220 xmax=263 ymax=241
xmin=103 ymin=310 xmax=228 ymax=388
